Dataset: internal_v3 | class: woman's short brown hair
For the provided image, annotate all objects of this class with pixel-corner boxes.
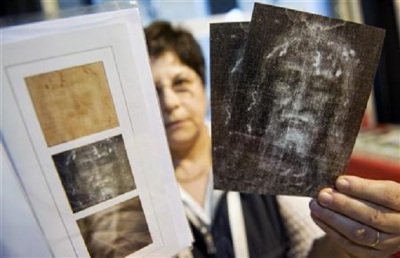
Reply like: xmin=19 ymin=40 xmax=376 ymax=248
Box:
xmin=144 ymin=21 xmax=206 ymax=85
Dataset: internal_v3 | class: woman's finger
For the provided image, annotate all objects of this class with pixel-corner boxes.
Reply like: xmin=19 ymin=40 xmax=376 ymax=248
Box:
xmin=316 ymin=188 xmax=400 ymax=233
xmin=335 ymin=176 xmax=400 ymax=212
xmin=310 ymin=199 xmax=394 ymax=248
xmin=311 ymin=214 xmax=400 ymax=258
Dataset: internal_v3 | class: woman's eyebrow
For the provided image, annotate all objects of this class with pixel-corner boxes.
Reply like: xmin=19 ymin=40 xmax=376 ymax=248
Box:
xmin=174 ymin=72 xmax=187 ymax=79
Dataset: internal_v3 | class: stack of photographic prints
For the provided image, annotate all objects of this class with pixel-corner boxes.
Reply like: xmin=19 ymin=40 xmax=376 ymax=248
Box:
xmin=1 ymin=3 xmax=192 ymax=258
xmin=211 ymin=3 xmax=385 ymax=196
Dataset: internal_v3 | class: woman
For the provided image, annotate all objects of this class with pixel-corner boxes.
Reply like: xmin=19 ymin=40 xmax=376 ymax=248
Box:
xmin=144 ymin=21 xmax=400 ymax=258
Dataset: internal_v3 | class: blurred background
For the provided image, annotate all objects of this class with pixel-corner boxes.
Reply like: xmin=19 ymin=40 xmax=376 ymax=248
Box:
xmin=1 ymin=1 xmax=399 ymax=257
xmin=2 ymin=0 xmax=399 ymax=125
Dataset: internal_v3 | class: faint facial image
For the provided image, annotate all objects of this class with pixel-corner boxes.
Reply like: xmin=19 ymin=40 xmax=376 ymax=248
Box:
xmin=211 ymin=5 xmax=383 ymax=196
xmin=228 ymin=21 xmax=360 ymax=193
xmin=53 ymin=135 xmax=135 ymax=213
xmin=262 ymin=41 xmax=351 ymax=156
xmin=251 ymin=22 xmax=358 ymax=160
xmin=77 ymin=197 xmax=152 ymax=258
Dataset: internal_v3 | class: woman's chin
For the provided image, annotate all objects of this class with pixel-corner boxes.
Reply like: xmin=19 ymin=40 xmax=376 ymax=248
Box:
xmin=168 ymin=134 xmax=197 ymax=150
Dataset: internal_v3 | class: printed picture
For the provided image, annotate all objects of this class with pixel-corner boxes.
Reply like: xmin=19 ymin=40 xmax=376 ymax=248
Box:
xmin=211 ymin=3 xmax=385 ymax=196
xmin=25 ymin=61 xmax=119 ymax=146
xmin=77 ymin=197 xmax=152 ymax=258
xmin=53 ymin=135 xmax=135 ymax=213
xmin=2 ymin=7 xmax=194 ymax=257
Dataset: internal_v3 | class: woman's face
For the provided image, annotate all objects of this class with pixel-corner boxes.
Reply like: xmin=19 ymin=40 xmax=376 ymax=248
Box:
xmin=150 ymin=51 xmax=207 ymax=151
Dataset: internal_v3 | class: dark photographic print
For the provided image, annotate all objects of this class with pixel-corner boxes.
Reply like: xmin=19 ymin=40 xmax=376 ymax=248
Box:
xmin=25 ymin=62 xmax=119 ymax=146
xmin=53 ymin=135 xmax=135 ymax=212
xmin=211 ymin=3 xmax=385 ymax=196
xmin=77 ymin=197 xmax=152 ymax=258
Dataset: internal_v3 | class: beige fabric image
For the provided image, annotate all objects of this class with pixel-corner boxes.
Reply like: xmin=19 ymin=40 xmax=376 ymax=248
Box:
xmin=25 ymin=61 xmax=119 ymax=146
xmin=77 ymin=197 xmax=153 ymax=258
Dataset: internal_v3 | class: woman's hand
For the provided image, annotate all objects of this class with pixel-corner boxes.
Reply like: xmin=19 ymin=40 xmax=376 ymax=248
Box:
xmin=309 ymin=175 xmax=400 ymax=257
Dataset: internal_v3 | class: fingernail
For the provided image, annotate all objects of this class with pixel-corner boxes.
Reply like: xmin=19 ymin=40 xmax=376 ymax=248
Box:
xmin=309 ymin=199 xmax=322 ymax=216
xmin=309 ymin=199 xmax=319 ymax=211
xmin=319 ymin=191 xmax=333 ymax=206
xmin=336 ymin=177 xmax=350 ymax=191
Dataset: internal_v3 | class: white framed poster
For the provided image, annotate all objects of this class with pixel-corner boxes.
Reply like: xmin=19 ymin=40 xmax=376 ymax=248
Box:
xmin=1 ymin=2 xmax=192 ymax=257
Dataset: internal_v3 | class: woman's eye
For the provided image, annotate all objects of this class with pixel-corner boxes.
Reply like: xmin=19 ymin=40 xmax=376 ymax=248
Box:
xmin=173 ymin=79 xmax=191 ymax=92
xmin=174 ymin=78 xmax=188 ymax=86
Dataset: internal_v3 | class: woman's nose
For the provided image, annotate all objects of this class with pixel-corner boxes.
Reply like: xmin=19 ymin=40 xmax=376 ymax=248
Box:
xmin=160 ymin=87 xmax=180 ymax=113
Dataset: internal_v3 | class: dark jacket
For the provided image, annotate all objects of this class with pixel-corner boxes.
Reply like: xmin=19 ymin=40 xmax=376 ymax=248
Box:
xmin=190 ymin=193 xmax=289 ymax=258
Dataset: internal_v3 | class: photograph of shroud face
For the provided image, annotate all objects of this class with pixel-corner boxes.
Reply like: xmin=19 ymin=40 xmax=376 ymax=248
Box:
xmin=211 ymin=3 xmax=385 ymax=196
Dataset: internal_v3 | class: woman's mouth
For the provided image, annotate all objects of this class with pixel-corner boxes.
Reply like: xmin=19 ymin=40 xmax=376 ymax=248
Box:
xmin=166 ymin=120 xmax=184 ymax=130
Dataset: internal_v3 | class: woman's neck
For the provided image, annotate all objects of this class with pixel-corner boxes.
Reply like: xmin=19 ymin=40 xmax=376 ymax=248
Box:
xmin=171 ymin=124 xmax=212 ymax=206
